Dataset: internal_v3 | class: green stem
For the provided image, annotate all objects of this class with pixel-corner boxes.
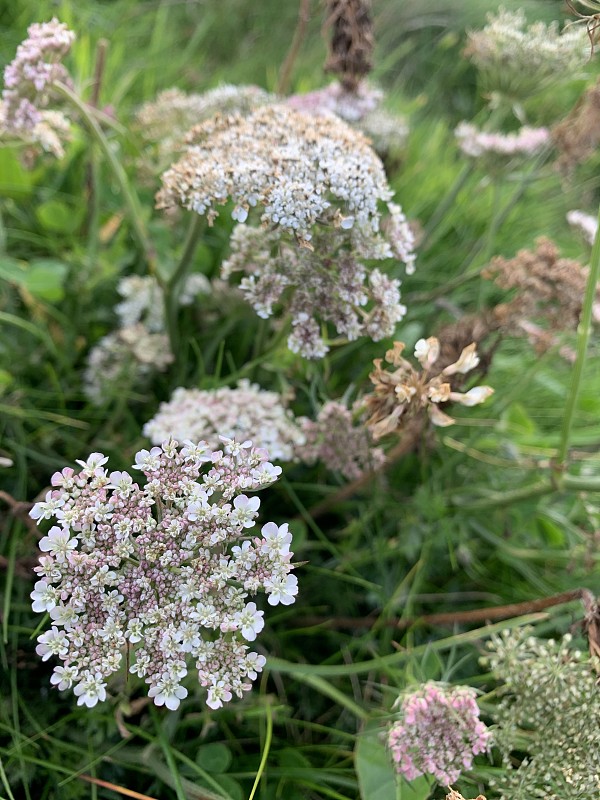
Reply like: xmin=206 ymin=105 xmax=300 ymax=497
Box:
xmin=557 ymin=200 xmax=600 ymax=466
xmin=164 ymin=212 xmax=205 ymax=358
xmin=53 ymin=81 xmax=158 ymax=276
xmin=450 ymin=473 xmax=600 ymax=510
xmin=248 ymin=701 xmax=273 ymax=800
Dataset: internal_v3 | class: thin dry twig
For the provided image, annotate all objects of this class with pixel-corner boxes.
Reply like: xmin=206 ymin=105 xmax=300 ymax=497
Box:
xmin=299 ymin=588 xmax=591 ymax=630
xmin=277 ymin=0 xmax=312 ymax=95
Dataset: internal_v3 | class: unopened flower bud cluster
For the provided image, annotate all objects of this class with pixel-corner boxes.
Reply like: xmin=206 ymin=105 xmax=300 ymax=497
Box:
xmin=363 ymin=337 xmax=494 ymax=439
xmin=387 ymin=682 xmax=491 ymax=784
xmin=296 ymin=401 xmax=385 ymax=480
xmin=286 ymin=81 xmax=408 ymax=156
xmin=485 ymin=628 xmax=600 ymax=799
xmin=144 ymin=380 xmax=307 ymax=462
xmin=2 ymin=18 xmax=75 ymax=133
xmin=464 ymin=9 xmax=587 ymax=101
xmin=455 ymin=122 xmax=550 ymax=162
xmin=84 ymin=274 xmax=209 ymax=404
xmin=30 ymin=439 xmax=297 ymax=711
xmin=222 ymin=221 xmax=409 ymax=358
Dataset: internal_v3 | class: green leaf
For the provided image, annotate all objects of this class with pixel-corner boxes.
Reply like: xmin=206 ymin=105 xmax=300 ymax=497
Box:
xmin=0 ymin=257 xmax=68 ymax=301
xmin=355 ymin=730 xmax=431 ymax=800
xmin=0 ymin=147 xmax=32 ymax=199
xmin=355 ymin=729 xmax=397 ymax=800
xmin=36 ymin=199 xmax=81 ymax=234
xmin=195 ymin=742 xmax=232 ymax=773
xmin=211 ymin=774 xmax=243 ymax=800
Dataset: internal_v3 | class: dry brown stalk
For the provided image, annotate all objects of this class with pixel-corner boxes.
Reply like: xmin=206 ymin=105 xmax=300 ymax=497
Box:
xmin=299 ymin=588 xmax=591 ymax=631
xmin=323 ymin=0 xmax=374 ymax=90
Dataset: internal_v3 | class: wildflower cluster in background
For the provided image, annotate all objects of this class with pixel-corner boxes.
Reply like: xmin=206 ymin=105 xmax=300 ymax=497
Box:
xmin=84 ymin=274 xmax=209 ymax=403
xmin=296 ymin=400 xmax=385 ymax=480
xmin=455 ymin=122 xmax=550 ymax=162
xmin=484 ymin=237 xmax=600 ymax=346
xmin=144 ymin=380 xmax=306 ymax=462
xmin=486 ymin=629 xmax=600 ymax=799
xmin=2 ymin=18 xmax=74 ymax=133
xmin=30 ymin=440 xmax=297 ymax=710
xmin=363 ymin=337 xmax=494 ymax=438
xmin=287 ymin=81 xmax=408 ymax=157
xmin=135 ymin=85 xmax=275 ymax=175
xmin=567 ymin=208 xmax=598 ymax=245
xmin=464 ymin=8 xmax=587 ymax=101
xmin=387 ymin=682 xmax=491 ymax=784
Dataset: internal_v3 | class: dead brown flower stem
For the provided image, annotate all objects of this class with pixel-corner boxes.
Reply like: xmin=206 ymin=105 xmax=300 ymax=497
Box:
xmin=300 ymin=587 xmax=591 ymax=631
xmin=277 ymin=0 xmax=312 ymax=95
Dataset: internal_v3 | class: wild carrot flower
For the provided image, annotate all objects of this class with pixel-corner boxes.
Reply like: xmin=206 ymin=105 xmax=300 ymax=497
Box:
xmin=363 ymin=338 xmax=494 ymax=439
xmin=30 ymin=440 xmax=297 ymax=710
xmin=157 ymin=106 xmax=414 ymax=357
xmin=135 ymin=85 xmax=275 ymax=174
xmin=455 ymin=122 xmax=550 ymax=161
xmin=2 ymin=18 xmax=75 ymax=133
xmin=222 ymin=221 xmax=410 ymax=358
xmin=144 ymin=381 xmax=306 ymax=462
xmin=464 ymin=9 xmax=587 ymax=101
xmin=388 ymin=682 xmax=491 ymax=784
xmin=296 ymin=401 xmax=384 ymax=480
xmin=83 ymin=274 xmax=209 ymax=404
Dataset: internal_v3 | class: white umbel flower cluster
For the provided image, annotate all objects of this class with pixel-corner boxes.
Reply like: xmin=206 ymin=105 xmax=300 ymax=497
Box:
xmin=157 ymin=105 xmax=414 ymax=357
xmin=144 ymin=380 xmax=306 ymax=462
xmin=135 ymin=85 xmax=275 ymax=174
xmin=30 ymin=439 xmax=297 ymax=711
xmin=156 ymin=104 xmax=410 ymax=245
xmin=222 ymin=222 xmax=408 ymax=358
xmin=83 ymin=274 xmax=209 ymax=404
xmin=455 ymin=122 xmax=550 ymax=160
xmin=465 ymin=9 xmax=588 ymax=100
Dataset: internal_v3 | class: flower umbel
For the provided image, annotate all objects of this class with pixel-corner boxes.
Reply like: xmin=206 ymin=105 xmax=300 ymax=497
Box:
xmin=30 ymin=440 xmax=297 ymax=710
xmin=388 ymin=682 xmax=491 ymax=785
xmin=2 ymin=18 xmax=75 ymax=133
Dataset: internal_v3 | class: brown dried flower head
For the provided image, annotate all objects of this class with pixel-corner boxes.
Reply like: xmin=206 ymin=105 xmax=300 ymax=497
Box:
xmin=446 ymin=791 xmax=486 ymax=800
xmin=324 ymin=0 xmax=374 ymax=91
xmin=363 ymin=337 xmax=494 ymax=439
xmin=553 ymin=76 xmax=600 ymax=174
xmin=484 ymin=237 xmax=600 ymax=347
